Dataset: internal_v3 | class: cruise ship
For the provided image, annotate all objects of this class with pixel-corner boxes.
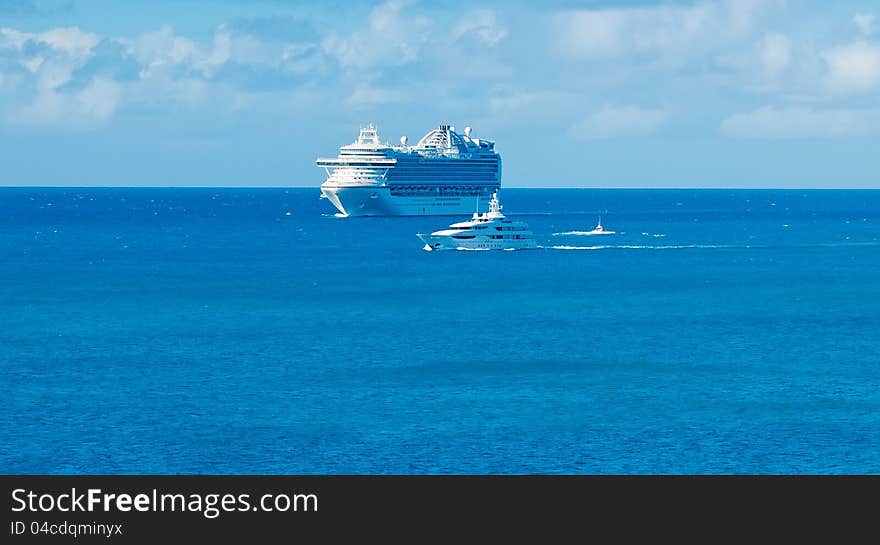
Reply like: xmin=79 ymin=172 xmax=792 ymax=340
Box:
xmin=317 ymin=124 xmax=501 ymax=216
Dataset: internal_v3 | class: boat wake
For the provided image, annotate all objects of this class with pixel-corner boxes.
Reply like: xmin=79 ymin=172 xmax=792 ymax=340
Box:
xmin=549 ymin=241 xmax=880 ymax=251
xmin=549 ymin=245 xmax=606 ymax=250
xmin=550 ymin=243 xmax=758 ymax=250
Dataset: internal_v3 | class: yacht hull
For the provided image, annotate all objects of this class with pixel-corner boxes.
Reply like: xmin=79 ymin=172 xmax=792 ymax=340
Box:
xmin=417 ymin=233 xmax=537 ymax=251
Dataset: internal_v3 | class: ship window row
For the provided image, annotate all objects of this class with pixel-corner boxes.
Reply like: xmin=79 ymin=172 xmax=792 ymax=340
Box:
xmin=395 ymin=158 xmax=499 ymax=163
xmin=390 ymin=185 xmax=498 ymax=192
xmin=409 ymin=150 xmax=497 ymax=155
xmin=389 ymin=175 xmax=499 ymax=180
xmin=391 ymin=172 xmax=499 ymax=176
xmin=324 ymin=163 xmax=395 ymax=168
xmin=391 ymin=183 xmax=498 ymax=186
xmin=391 ymin=171 xmax=499 ymax=176
xmin=391 ymin=166 xmax=499 ymax=171
xmin=407 ymin=159 xmax=499 ymax=164
xmin=391 ymin=165 xmax=499 ymax=170
xmin=394 ymin=165 xmax=498 ymax=169
xmin=330 ymin=165 xmax=500 ymax=169
xmin=387 ymin=176 xmax=500 ymax=182
xmin=390 ymin=187 xmax=495 ymax=197
xmin=389 ymin=172 xmax=499 ymax=177
xmin=335 ymin=158 xmax=391 ymax=161
xmin=395 ymin=162 xmax=499 ymax=167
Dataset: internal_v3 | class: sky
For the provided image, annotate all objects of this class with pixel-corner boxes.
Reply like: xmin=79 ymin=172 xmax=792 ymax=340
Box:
xmin=1 ymin=0 xmax=879 ymax=188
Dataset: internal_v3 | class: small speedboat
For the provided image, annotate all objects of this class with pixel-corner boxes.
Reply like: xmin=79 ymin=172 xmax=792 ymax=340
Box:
xmin=582 ymin=217 xmax=615 ymax=235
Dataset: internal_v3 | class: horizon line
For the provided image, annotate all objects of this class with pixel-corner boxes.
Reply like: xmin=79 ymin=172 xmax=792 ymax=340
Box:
xmin=1 ymin=185 xmax=879 ymax=191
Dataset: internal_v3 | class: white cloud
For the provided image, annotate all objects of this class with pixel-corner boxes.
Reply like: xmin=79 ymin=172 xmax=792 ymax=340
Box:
xmin=128 ymin=25 xmax=230 ymax=78
xmin=0 ymin=27 xmax=27 ymax=48
xmin=12 ymin=77 xmax=121 ymax=127
xmin=759 ymin=33 xmax=791 ymax=79
xmin=322 ymin=0 xmax=429 ymax=70
xmin=486 ymin=90 xmax=579 ymax=125
xmin=74 ymin=77 xmax=121 ymax=121
xmin=720 ymin=106 xmax=880 ymax=138
xmin=823 ymin=41 xmax=880 ymax=96
xmin=726 ymin=0 xmax=767 ymax=34
xmin=280 ymin=43 xmax=321 ymax=74
xmin=37 ymin=27 xmax=99 ymax=59
xmin=20 ymin=55 xmax=45 ymax=73
xmin=1 ymin=26 xmax=99 ymax=90
xmin=1 ymin=2 xmax=876 ymax=141
xmin=854 ymin=14 xmax=875 ymax=37
xmin=551 ymin=0 xmax=772 ymax=61
xmin=345 ymin=84 xmax=408 ymax=107
xmin=453 ymin=10 xmax=506 ymax=47
xmin=0 ymin=21 xmax=332 ymax=128
xmin=1 ymin=26 xmax=98 ymax=60
xmin=569 ymin=105 xmax=668 ymax=140
xmin=0 ymin=25 xmax=117 ymax=127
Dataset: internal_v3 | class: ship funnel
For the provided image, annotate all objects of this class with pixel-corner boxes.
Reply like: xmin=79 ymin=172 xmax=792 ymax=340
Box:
xmin=400 ymin=135 xmax=408 ymax=146
xmin=464 ymin=126 xmax=472 ymax=138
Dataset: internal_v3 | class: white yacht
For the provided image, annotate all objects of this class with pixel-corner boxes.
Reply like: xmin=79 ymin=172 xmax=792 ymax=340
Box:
xmin=416 ymin=191 xmax=536 ymax=251
xmin=317 ymin=124 xmax=501 ymax=216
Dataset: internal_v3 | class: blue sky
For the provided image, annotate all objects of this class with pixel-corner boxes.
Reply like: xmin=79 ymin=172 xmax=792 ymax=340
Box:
xmin=1 ymin=0 xmax=879 ymax=187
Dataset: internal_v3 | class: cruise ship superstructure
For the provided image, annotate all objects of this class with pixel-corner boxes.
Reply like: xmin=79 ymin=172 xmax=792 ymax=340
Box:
xmin=317 ymin=124 xmax=501 ymax=216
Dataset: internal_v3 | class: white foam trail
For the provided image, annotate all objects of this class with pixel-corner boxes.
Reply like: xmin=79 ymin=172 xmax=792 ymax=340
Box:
xmin=552 ymin=231 xmax=616 ymax=236
xmin=550 ymin=245 xmax=604 ymax=250
xmin=549 ymin=241 xmax=880 ymax=251
xmin=805 ymin=241 xmax=880 ymax=248
xmin=551 ymin=244 xmax=750 ymax=251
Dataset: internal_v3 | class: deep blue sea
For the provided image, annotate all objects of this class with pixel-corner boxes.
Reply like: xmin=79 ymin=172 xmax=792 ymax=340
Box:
xmin=1 ymin=188 xmax=879 ymax=474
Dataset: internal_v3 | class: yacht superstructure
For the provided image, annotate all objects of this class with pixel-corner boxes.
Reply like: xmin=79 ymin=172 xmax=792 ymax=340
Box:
xmin=317 ymin=124 xmax=501 ymax=216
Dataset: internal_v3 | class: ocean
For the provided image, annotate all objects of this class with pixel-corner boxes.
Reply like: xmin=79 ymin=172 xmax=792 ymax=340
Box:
xmin=1 ymin=187 xmax=879 ymax=474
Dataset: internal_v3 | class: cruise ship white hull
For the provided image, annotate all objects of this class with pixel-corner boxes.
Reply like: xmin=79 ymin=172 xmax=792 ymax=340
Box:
xmin=321 ymin=185 xmax=491 ymax=217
